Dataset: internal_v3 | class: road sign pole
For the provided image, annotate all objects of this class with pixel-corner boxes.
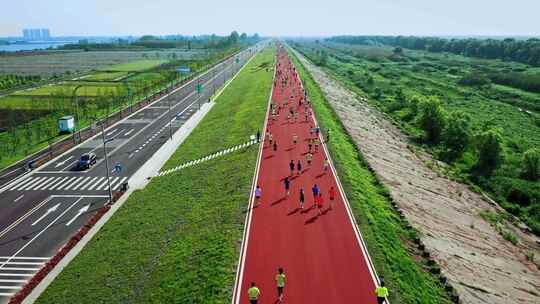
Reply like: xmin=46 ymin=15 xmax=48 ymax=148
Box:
xmin=101 ymin=123 xmax=113 ymax=203
xmin=168 ymin=96 xmax=173 ymax=141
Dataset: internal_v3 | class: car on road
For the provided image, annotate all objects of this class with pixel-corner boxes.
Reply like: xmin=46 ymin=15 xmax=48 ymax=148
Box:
xmin=77 ymin=152 xmax=97 ymax=170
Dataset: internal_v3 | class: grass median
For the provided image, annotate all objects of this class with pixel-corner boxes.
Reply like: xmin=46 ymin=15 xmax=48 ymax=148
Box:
xmin=36 ymin=47 xmax=275 ymax=304
xmin=289 ymin=48 xmax=453 ymax=304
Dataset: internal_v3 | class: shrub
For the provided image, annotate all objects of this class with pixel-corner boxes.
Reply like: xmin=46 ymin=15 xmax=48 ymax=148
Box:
xmin=522 ymin=148 xmax=540 ymax=180
xmin=458 ymin=73 xmax=490 ymax=86
xmin=443 ymin=111 xmax=471 ymax=159
xmin=417 ymin=96 xmax=447 ymax=143
xmin=474 ymin=128 xmax=504 ymax=175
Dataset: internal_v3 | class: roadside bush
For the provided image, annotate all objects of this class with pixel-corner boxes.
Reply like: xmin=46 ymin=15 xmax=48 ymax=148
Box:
xmin=522 ymin=148 xmax=540 ymax=180
xmin=442 ymin=111 xmax=471 ymax=160
xmin=417 ymin=96 xmax=447 ymax=143
xmin=474 ymin=128 xmax=504 ymax=176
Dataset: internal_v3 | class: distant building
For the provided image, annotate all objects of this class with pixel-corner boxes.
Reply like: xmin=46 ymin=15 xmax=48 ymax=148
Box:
xmin=41 ymin=29 xmax=51 ymax=40
xmin=22 ymin=28 xmax=51 ymax=41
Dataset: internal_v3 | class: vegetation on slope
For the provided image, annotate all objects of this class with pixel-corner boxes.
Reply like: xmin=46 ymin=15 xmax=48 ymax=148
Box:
xmin=36 ymin=47 xmax=274 ymax=303
xmin=288 ymin=48 xmax=453 ymax=304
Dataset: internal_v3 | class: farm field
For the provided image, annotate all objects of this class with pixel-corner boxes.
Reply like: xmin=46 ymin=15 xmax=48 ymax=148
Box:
xmin=0 ymin=49 xmax=204 ymax=76
xmin=290 ymin=40 xmax=540 ymax=234
xmin=287 ymin=47 xmax=453 ymax=303
xmin=35 ymin=47 xmax=274 ymax=304
xmin=82 ymin=71 xmax=129 ymax=81
xmin=101 ymin=59 xmax=167 ymax=72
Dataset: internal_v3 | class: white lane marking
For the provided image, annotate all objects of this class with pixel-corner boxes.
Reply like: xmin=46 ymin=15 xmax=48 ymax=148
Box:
xmin=87 ymin=177 xmax=105 ymax=190
xmin=0 ymin=262 xmax=44 ymax=266
xmin=96 ymin=177 xmax=115 ymax=190
xmin=0 ymin=268 xmax=39 ymax=272
xmin=26 ymin=177 xmax=51 ymax=190
xmin=78 ymin=177 xmax=98 ymax=190
xmin=54 ymin=156 xmax=74 ymax=168
xmin=0 ymin=198 xmax=81 ymax=271
xmin=124 ymin=129 xmax=134 ymax=136
xmin=65 ymin=176 xmax=88 ymax=190
xmin=0 ymin=273 xmax=33 ymax=277
xmin=112 ymin=177 xmax=127 ymax=190
xmin=55 ymin=176 xmax=78 ymax=190
xmin=66 ymin=204 xmax=90 ymax=226
xmin=106 ymin=129 xmax=119 ymax=137
xmin=32 ymin=203 xmax=61 ymax=226
xmin=17 ymin=177 xmax=43 ymax=191
xmin=0 ymin=196 xmax=53 ymax=240
xmin=34 ymin=177 xmax=60 ymax=190
xmin=13 ymin=195 xmax=24 ymax=203
xmin=8 ymin=177 xmax=33 ymax=191
xmin=60 ymin=159 xmax=79 ymax=172
xmin=48 ymin=176 xmax=70 ymax=190
xmin=0 ymin=279 xmax=27 ymax=283
xmin=0 ymin=257 xmax=50 ymax=260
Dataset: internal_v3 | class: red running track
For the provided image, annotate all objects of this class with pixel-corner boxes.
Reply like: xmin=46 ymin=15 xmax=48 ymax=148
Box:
xmin=233 ymin=45 xmax=379 ymax=303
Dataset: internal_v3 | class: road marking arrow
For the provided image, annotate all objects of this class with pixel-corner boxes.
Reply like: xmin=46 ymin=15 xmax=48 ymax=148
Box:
xmin=66 ymin=204 xmax=90 ymax=226
xmin=32 ymin=203 xmax=61 ymax=226
xmin=54 ymin=156 xmax=74 ymax=168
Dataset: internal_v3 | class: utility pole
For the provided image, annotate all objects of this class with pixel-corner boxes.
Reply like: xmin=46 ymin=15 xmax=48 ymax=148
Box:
xmin=168 ymin=94 xmax=173 ymax=141
xmin=101 ymin=123 xmax=113 ymax=203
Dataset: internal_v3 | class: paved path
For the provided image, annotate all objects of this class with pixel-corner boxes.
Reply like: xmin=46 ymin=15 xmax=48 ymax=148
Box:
xmin=233 ymin=45 xmax=379 ymax=303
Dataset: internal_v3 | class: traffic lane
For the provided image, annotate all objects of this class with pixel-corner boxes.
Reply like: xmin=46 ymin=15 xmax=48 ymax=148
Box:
xmin=0 ymin=196 xmax=104 ymax=259
xmin=15 ymin=196 xmax=106 ymax=259
xmin=0 ymin=191 xmax=50 ymax=235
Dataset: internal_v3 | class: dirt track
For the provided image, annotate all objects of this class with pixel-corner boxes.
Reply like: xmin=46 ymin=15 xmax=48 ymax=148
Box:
xmin=294 ymin=50 xmax=540 ymax=304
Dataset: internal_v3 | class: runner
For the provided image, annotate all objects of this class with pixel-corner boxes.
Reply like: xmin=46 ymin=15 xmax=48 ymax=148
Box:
xmin=329 ymin=186 xmax=336 ymax=209
xmin=284 ymin=176 xmax=291 ymax=197
xmin=314 ymin=138 xmax=320 ymax=152
xmin=248 ymin=282 xmax=261 ymax=304
xmin=299 ymin=187 xmax=305 ymax=209
xmin=289 ymin=160 xmax=295 ymax=176
xmin=292 ymin=133 xmax=298 ymax=146
xmin=269 ymin=132 xmax=273 ymax=146
xmin=273 ymin=141 xmax=278 ymax=152
xmin=255 ymin=185 xmax=262 ymax=206
xmin=306 ymin=152 xmax=313 ymax=166
xmin=375 ymin=280 xmax=389 ymax=304
xmin=323 ymin=157 xmax=329 ymax=171
xmin=297 ymin=160 xmax=302 ymax=175
xmin=317 ymin=193 xmax=325 ymax=215
xmin=275 ymin=268 xmax=286 ymax=302
xmin=311 ymin=184 xmax=319 ymax=206
xmin=308 ymin=140 xmax=313 ymax=152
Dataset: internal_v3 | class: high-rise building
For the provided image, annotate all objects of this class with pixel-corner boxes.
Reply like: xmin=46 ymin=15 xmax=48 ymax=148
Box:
xmin=23 ymin=29 xmax=31 ymax=40
xmin=41 ymin=29 xmax=51 ymax=40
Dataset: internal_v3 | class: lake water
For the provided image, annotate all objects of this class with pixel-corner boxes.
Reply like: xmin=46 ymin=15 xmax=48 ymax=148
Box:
xmin=0 ymin=42 xmax=70 ymax=52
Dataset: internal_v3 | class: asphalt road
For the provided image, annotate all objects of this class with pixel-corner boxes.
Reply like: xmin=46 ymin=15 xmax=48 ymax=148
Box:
xmin=0 ymin=44 xmax=264 ymax=301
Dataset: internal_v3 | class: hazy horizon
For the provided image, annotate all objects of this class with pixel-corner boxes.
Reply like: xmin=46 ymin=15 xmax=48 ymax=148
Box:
xmin=1 ymin=0 xmax=540 ymax=37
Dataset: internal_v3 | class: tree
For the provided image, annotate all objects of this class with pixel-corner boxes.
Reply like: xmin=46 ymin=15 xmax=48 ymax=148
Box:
xmin=475 ymin=128 xmax=504 ymax=175
xmin=417 ymin=96 xmax=447 ymax=143
xmin=522 ymin=148 xmax=540 ymax=180
xmin=393 ymin=47 xmax=403 ymax=55
xmin=443 ymin=111 xmax=471 ymax=159
xmin=228 ymin=31 xmax=240 ymax=45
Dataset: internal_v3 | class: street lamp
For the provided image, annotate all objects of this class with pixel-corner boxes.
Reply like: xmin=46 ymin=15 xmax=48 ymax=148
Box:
xmin=71 ymin=84 xmax=84 ymax=143
xmin=100 ymin=122 xmax=113 ymax=202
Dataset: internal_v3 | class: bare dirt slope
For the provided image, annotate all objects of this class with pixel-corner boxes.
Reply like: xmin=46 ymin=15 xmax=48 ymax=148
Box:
xmin=295 ymin=50 xmax=540 ymax=304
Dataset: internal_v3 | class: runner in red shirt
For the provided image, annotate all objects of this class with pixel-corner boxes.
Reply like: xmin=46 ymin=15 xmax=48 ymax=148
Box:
xmin=329 ymin=186 xmax=336 ymax=210
xmin=317 ymin=193 xmax=325 ymax=215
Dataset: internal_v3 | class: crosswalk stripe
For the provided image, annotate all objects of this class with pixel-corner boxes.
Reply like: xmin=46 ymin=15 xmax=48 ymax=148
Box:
xmin=20 ymin=177 xmax=44 ymax=191
xmin=9 ymin=177 xmax=33 ymax=191
xmin=79 ymin=177 xmax=98 ymax=190
xmin=0 ymin=286 xmax=21 ymax=290
xmin=112 ymin=177 xmax=127 ymax=190
xmin=0 ymin=273 xmax=33 ymax=277
xmin=27 ymin=177 xmax=52 ymax=190
xmin=61 ymin=176 xmax=84 ymax=190
xmin=0 ymin=279 xmax=27 ymax=283
xmin=96 ymin=177 xmax=112 ymax=191
xmin=54 ymin=176 xmax=76 ymax=190
xmin=35 ymin=177 xmax=60 ymax=190
xmin=0 ymin=261 xmax=43 ymax=265
xmin=87 ymin=177 xmax=105 ymax=190
xmin=0 ymin=267 xmax=40 ymax=272
xmin=48 ymin=177 xmax=70 ymax=190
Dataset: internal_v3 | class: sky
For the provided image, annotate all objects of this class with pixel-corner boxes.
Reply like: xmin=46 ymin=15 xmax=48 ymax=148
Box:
xmin=1 ymin=0 xmax=539 ymax=37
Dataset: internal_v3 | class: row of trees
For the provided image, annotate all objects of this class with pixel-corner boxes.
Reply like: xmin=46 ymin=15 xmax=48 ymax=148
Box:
xmin=328 ymin=36 xmax=540 ymax=67
xmin=0 ymin=74 xmax=41 ymax=91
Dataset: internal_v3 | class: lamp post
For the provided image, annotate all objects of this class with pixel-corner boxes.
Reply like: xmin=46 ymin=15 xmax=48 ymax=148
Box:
xmin=100 ymin=122 xmax=113 ymax=202
xmin=71 ymin=84 xmax=84 ymax=143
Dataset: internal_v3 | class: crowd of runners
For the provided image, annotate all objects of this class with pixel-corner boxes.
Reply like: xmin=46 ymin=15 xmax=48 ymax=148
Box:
xmin=246 ymin=44 xmax=387 ymax=304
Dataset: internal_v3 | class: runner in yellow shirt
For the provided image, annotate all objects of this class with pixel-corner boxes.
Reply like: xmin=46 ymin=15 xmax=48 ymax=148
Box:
xmin=275 ymin=267 xmax=286 ymax=302
xmin=248 ymin=282 xmax=261 ymax=304
xmin=375 ymin=279 xmax=389 ymax=304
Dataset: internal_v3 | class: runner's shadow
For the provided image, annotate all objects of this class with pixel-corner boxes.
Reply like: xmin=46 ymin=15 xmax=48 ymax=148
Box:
xmin=287 ymin=208 xmax=300 ymax=216
xmin=305 ymin=214 xmax=319 ymax=225
xmin=285 ymin=147 xmax=294 ymax=151
xmin=271 ymin=197 xmax=286 ymax=206
xmin=264 ymin=155 xmax=275 ymax=159
xmin=315 ymin=173 xmax=325 ymax=179
xmin=322 ymin=208 xmax=331 ymax=215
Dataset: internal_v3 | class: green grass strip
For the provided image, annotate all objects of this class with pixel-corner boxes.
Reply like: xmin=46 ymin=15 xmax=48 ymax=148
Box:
xmin=36 ymin=47 xmax=275 ymax=304
xmin=289 ymin=49 xmax=453 ymax=304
